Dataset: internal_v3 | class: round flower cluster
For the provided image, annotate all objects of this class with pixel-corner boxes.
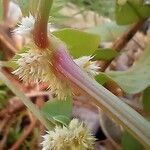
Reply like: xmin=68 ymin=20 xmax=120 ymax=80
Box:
xmin=74 ymin=56 xmax=100 ymax=78
xmin=13 ymin=46 xmax=69 ymax=99
xmin=14 ymin=14 xmax=35 ymax=38
xmin=41 ymin=119 xmax=96 ymax=150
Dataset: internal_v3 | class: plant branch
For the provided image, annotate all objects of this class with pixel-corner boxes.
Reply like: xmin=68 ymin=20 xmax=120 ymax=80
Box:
xmin=101 ymin=19 xmax=146 ymax=71
xmin=52 ymin=43 xmax=150 ymax=148
xmin=33 ymin=0 xmax=53 ymax=49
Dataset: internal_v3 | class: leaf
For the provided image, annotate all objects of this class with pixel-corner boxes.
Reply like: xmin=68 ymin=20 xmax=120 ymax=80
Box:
xmin=53 ymin=28 xmax=100 ymax=58
xmin=92 ymin=48 xmax=119 ymax=61
xmin=106 ymin=45 xmax=150 ymax=94
xmin=95 ymin=73 xmax=110 ymax=85
xmin=16 ymin=0 xmax=30 ymax=16
xmin=122 ymin=131 xmax=144 ymax=150
xmin=86 ymin=21 xmax=128 ymax=42
xmin=53 ymin=115 xmax=70 ymax=125
xmin=143 ymin=86 xmax=150 ymax=113
xmin=116 ymin=0 xmax=150 ymax=25
xmin=42 ymin=96 xmax=72 ymax=125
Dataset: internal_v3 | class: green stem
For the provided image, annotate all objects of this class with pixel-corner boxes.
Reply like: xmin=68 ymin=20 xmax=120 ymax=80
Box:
xmin=52 ymin=43 xmax=150 ymax=148
xmin=29 ymin=0 xmax=40 ymax=17
xmin=33 ymin=0 xmax=53 ymax=49
xmin=0 ymin=70 xmax=54 ymax=130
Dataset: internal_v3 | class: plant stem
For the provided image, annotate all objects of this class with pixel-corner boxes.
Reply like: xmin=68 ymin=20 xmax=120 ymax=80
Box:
xmin=52 ymin=43 xmax=150 ymax=148
xmin=33 ymin=0 xmax=53 ymax=49
xmin=29 ymin=0 xmax=40 ymax=17
xmin=0 ymin=69 xmax=54 ymax=130
xmin=2 ymin=0 xmax=9 ymax=20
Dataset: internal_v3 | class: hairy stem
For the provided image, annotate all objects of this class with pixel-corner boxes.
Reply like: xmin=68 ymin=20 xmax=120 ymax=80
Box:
xmin=52 ymin=43 xmax=150 ymax=148
xmin=33 ymin=0 xmax=53 ymax=49
xmin=0 ymin=69 xmax=54 ymax=130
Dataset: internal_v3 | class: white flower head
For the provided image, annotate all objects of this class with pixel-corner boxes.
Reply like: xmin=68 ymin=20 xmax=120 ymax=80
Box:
xmin=13 ymin=15 xmax=53 ymax=39
xmin=74 ymin=56 xmax=100 ymax=77
xmin=41 ymin=119 xmax=95 ymax=150
xmin=13 ymin=47 xmax=69 ymax=99
xmin=13 ymin=14 xmax=35 ymax=38
xmin=117 ymin=0 xmax=127 ymax=6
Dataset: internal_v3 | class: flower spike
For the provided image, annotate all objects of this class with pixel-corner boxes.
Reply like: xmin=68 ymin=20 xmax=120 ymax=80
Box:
xmin=41 ymin=119 xmax=95 ymax=150
xmin=74 ymin=56 xmax=100 ymax=78
xmin=13 ymin=14 xmax=35 ymax=38
xmin=13 ymin=46 xmax=69 ymax=99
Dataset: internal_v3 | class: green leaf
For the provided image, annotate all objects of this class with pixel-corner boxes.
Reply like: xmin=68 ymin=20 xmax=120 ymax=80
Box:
xmin=53 ymin=28 xmax=100 ymax=58
xmin=95 ymin=73 xmax=110 ymax=85
xmin=143 ymin=86 xmax=150 ymax=113
xmin=42 ymin=96 xmax=72 ymax=125
xmin=92 ymin=48 xmax=119 ymax=61
xmin=53 ymin=115 xmax=70 ymax=125
xmin=122 ymin=131 xmax=144 ymax=150
xmin=16 ymin=0 xmax=30 ymax=16
xmin=86 ymin=22 xmax=128 ymax=42
xmin=0 ymin=0 xmax=3 ymax=20
xmin=106 ymin=44 xmax=150 ymax=94
xmin=116 ymin=0 xmax=150 ymax=25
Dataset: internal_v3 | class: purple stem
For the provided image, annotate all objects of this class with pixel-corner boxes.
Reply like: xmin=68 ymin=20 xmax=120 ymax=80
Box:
xmin=52 ymin=43 xmax=150 ymax=148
